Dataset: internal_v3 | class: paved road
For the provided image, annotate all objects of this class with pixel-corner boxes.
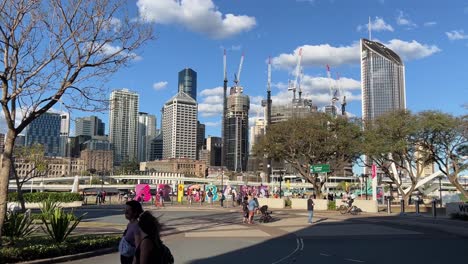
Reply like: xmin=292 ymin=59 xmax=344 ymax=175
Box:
xmin=67 ymin=207 xmax=468 ymax=264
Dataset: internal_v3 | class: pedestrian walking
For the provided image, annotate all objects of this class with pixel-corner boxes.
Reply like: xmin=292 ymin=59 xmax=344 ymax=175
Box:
xmin=307 ymin=195 xmax=315 ymax=224
xmin=119 ymin=200 xmax=143 ymax=264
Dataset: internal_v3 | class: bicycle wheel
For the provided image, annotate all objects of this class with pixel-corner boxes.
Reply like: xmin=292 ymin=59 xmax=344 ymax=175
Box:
xmin=339 ymin=205 xmax=347 ymax=214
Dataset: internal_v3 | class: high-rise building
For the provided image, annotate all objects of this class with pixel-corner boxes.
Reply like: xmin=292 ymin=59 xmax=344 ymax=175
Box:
xmin=138 ymin=112 xmax=157 ymax=162
xmin=149 ymin=133 xmax=163 ymax=161
xmin=178 ymin=68 xmax=197 ymax=100
xmin=361 ymin=38 xmax=406 ymax=121
xmin=15 ymin=135 xmax=25 ymax=147
xmin=249 ymin=118 xmax=265 ymax=154
xmin=24 ymin=112 xmax=61 ymax=156
xmin=162 ymin=92 xmax=197 ymax=159
xmin=196 ymin=121 xmax=205 ymax=160
xmin=109 ymin=89 xmax=139 ymax=165
xmin=225 ymin=86 xmax=250 ymax=172
xmin=75 ymin=116 xmax=105 ymax=137
xmin=206 ymin=136 xmax=222 ymax=166
xmin=59 ymin=113 xmax=70 ymax=157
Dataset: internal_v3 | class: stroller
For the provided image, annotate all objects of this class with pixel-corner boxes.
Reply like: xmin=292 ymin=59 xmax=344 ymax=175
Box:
xmin=259 ymin=205 xmax=273 ymax=223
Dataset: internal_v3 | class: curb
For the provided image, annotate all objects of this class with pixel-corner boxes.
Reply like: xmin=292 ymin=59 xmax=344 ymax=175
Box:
xmin=18 ymin=247 xmax=118 ymax=264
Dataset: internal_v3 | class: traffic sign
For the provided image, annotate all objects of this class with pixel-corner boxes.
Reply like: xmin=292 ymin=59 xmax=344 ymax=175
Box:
xmin=310 ymin=164 xmax=330 ymax=173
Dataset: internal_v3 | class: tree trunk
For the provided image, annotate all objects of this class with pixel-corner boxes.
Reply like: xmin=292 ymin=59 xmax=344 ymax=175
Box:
xmin=0 ymin=130 xmax=17 ymax=244
xmin=447 ymin=174 xmax=468 ymax=200
xmin=12 ymin=166 xmax=26 ymax=212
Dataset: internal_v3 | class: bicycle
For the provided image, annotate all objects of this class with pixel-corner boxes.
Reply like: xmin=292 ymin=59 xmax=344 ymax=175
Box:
xmin=338 ymin=204 xmax=362 ymax=215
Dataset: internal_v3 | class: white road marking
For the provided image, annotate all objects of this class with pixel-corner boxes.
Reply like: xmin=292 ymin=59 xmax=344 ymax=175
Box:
xmin=320 ymin=253 xmax=331 ymax=257
xmin=300 ymin=238 xmax=304 ymax=251
xmin=271 ymin=238 xmax=300 ymax=264
xmin=345 ymin=258 xmax=365 ymax=263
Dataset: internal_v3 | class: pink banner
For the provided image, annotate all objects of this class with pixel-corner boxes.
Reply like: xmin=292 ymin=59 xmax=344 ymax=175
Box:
xmin=371 ymin=164 xmax=377 ymax=179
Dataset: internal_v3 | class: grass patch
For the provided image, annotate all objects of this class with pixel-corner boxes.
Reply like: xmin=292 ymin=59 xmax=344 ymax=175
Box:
xmin=0 ymin=234 xmax=120 ymax=263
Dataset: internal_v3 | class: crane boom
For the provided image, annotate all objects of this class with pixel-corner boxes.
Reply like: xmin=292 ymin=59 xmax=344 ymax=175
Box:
xmin=293 ymin=48 xmax=303 ymax=90
xmin=236 ymin=53 xmax=244 ymax=85
xmin=326 ymin=64 xmax=333 ymax=102
xmin=267 ymin=56 xmax=271 ymax=92
xmin=223 ymin=49 xmax=227 ymax=81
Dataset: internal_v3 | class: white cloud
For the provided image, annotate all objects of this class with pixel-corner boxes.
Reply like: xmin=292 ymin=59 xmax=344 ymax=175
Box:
xmin=386 ymin=39 xmax=441 ymax=60
xmin=357 ymin=17 xmax=394 ymax=32
xmin=446 ymin=30 xmax=468 ymax=40
xmin=198 ymin=103 xmax=222 ymax=117
xmin=136 ymin=0 xmax=256 ymax=39
xmin=200 ymin=86 xmax=224 ymax=96
xmin=153 ymin=81 xmax=168 ymax=90
xmin=396 ymin=11 xmax=417 ymax=28
xmin=198 ymin=87 xmax=224 ymax=117
xmin=272 ymin=43 xmax=360 ymax=69
xmin=97 ymin=43 xmax=142 ymax=61
xmin=423 ymin=21 xmax=437 ymax=27
xmin=205 ymin=121 xmax=220 ymax=127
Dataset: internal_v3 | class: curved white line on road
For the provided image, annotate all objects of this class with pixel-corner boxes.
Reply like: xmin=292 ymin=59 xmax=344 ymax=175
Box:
xmin=300 ymin=238 xmax=304 ymax=251
xmin=345 ymin=258 xmax=365 ymax=263
xmin=271 ymin=238 xmax=300 ymax=264
xmin=320 ymin=253 xmax=331 ymax=256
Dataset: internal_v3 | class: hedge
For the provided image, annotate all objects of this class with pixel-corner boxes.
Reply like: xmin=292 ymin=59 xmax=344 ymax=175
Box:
xmin=0 ymin=234 xmax=120 ymax=263
xmin=7 ymin=192 xmax=83 ymax=203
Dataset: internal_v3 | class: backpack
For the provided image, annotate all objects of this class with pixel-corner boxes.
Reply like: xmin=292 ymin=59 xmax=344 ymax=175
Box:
xmin=158 ymin=241 xmax=174 ymax=264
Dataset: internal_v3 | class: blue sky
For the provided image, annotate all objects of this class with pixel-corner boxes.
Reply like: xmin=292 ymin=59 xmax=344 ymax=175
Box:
xmin=3 ymin=0 xmax=468 ymax=137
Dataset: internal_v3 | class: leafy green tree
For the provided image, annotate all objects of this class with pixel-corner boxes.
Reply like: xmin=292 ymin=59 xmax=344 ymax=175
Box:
xmin=12 ymin=144 xmax=49 ymax=212
xmin=0 ymin=0 xmax=152 ymax=240
xmin=418 ymin=111 xmax=467 ymax=199
xmin=362 ymin=110 xmax=437 ymax=204
xmin=254 ymin=113 xmax=362 ymax=196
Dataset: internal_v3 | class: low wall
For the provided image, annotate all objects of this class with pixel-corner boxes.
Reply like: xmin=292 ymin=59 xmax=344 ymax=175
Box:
xmin=257 ymin=198 xmax=285 ymax=209
xmin=446 ymin=202 xmax=468 ymax=216
xmin=7 ymin=201 xmax=83 ymax=210
xmin=336 ymin=199 xmax=378 ymax=213
xmin=290 ymin=198 xmax=328 ymax=210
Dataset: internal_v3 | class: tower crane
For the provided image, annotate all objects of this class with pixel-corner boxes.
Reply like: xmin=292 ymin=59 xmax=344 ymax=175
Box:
xmin=336 ymin=72 xmax=347 ymax=116
xmin=326 ymin=64 xmax=339 ymax=107
xmin=288 ymin=48 xmax=302 ymax=101
xmin=234 ymin=53 xmax=245 ymax=86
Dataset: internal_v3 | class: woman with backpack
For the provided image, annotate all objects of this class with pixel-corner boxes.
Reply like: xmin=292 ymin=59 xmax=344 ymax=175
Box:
xmin=134 ymin=211 xmax=174 ymax=264
xmin=119 ymin=201 xmax=143 ymax=264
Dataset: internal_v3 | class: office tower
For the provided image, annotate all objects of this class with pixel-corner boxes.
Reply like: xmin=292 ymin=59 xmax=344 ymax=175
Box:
xmin=75 ymin=116 xmax=105 ymax=137
xmin=109 ymin=89 xmax=139 ymax=165
xmin=149 ymin=133 xmax=163 ymax=161
xmin=249 ymin=118 xmax=265 ymax=154
xmin=225 ymin=86 xmax=250 ymax=172
xmin=206 ymin=136 xmax=222 ymax=166
xmin=138 ymin=112 xmax=157 ymax=162
xmin=59 ymin=113 xmax=70 ymax=157
xmin=0 ymin=133 xmax=5 ymax=153
xmin=361 ymin=38 xmax=406 ymax=121
xmin=178 ymin=68 xmax=197 ymax=100
xmin=196 ymin=121 xmax=205 ymax=160
xmin=25 ymin=112 xmax=61 ymax=156
xmin=162 ymin=92 xmax=197 ymax=159
xmin=15 ymin=135 xmax=25 ymax=147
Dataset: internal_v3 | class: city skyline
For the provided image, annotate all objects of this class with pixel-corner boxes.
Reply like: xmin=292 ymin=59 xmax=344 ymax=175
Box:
xmin=0 ymin=0 xmax=467 ymax=138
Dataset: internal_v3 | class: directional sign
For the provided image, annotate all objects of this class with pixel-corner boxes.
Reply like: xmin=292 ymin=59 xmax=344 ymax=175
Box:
xmin=310 ymin=164 xmax=330 ymax=173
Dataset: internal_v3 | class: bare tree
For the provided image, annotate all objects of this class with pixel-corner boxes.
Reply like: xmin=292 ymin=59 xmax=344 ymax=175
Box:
xmin=0 ymin=0 xmax=153 ymax=241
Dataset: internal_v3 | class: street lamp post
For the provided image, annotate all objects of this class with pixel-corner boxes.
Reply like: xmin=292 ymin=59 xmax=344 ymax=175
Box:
xmin=361 ymin=174 xmax=368 ymax=200
xmin=438 ymin=176 xmax=442 ymax=207
xmin=278 ymin=172 xmax=284 ymax=199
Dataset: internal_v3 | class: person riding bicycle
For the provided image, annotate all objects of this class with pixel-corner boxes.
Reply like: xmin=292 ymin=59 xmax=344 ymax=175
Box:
xmin=346 ymin=193 xmax=356 ymax=213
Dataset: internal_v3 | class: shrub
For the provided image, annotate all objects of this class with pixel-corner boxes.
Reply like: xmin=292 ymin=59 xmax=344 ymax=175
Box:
xmin=40 ymin=199 xmax=61 ymax=218
xmin=2 ymin=209 xmax=36 ymax=242
xmin=327 ymin=200 xmax=336 ymax=210
xmin=41 ymin=208 xmax=86 ymax=243
xmin=284 ymin=198 xmax=292 ymax=207
xmin=8 ymin=192 xmax=83 ymax=203
xmin=0 ymin=234 xmax=120 ymax=263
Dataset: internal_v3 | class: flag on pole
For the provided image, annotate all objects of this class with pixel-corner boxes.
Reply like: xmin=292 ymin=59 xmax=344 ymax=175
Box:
xmin=371 ymin=164 xmax=377 ymax=179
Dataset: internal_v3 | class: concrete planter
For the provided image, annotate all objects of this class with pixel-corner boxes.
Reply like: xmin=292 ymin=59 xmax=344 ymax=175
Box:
xmin=336 ymin=199 xmax=378 ymax=213
xmin=257 ymin=198 xmax=285 ymax=209
xmin=446 ymin=202 xmax=468 ymax=217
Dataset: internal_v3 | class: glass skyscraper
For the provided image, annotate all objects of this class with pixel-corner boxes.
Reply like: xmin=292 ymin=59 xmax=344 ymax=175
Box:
xmin=361 ymin=38 xmax=406 ymax=121
xmin=75 ymin=116 xmax=105 ymax=137
xmin=178 ymin=68 xmax=197 ymax=100
xmin=25 ymin=112 xmax=61 ymax=156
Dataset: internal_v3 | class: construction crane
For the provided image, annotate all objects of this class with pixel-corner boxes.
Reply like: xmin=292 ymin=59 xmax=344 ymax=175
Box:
xmin=234 ymin=53 xmax=245 ymax=86
xmin=326 ymin=64 xmax=339 ymax=107
xmin=288 ymin=48 xmax=302 ymax=101
xmin=336 ymin=72 xmax=347 ymax=116
xmin=298 ymin=67 xmax=304 ymax=101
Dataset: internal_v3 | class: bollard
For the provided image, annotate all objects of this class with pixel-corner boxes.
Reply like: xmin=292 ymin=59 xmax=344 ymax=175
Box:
xmin=400 ymin=198 xmax=405 ymax=215
xmin=432 ymin=199 xmax=437 ymax=218
xmin=387 ymin=197 xmax=392 ymax=214
xmin=415 ymin=197 xmax=420 ymax=215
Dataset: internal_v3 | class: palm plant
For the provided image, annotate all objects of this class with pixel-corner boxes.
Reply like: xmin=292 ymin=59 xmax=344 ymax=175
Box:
xmin=41 ymin=208 xmax=86 ymax=243
xmin=2 ymin=209 xmax=36 ymax=242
